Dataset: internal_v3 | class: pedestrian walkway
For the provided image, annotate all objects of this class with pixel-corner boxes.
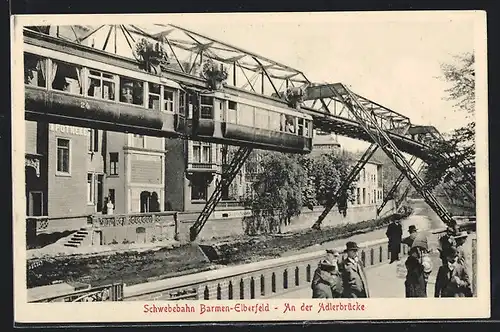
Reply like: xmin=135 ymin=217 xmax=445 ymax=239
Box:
xmin=274 ymin=251 xmax=442 ymax=299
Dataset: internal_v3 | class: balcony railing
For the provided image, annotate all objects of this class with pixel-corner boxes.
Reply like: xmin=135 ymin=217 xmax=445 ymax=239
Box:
xmin=187 ymin=162 xmax=218 ymax=173
xmin=90 ymin=211 xmax=177 ymax=228
xmin=26 ymin=216 xmax=49 ymax=234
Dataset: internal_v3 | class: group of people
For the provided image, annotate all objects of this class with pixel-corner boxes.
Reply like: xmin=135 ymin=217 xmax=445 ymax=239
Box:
xmin=311 ymin=241 xmax=369 ymax=298
xmin=311 ymin=219 xmax=473 ymax=299
xmin=385 ymin=219 xmax=473 ymax=298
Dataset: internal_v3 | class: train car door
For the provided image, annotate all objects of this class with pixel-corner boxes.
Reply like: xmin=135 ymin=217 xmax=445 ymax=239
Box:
xmin=187 ymin=91 xmax=200 ymax=136
xmin=175 ymin=90 xmax=188 ymax=133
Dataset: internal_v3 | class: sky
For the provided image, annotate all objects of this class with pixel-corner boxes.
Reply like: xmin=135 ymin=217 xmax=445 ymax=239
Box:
xmin=30 ymin=12 xmax=479 ymax=152
xmin=162 ymin=12 xmax=476 ymax=152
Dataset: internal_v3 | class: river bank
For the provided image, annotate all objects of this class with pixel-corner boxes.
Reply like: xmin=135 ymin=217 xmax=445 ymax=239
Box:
xmin=27 ymin=207 xmax=413 ymax=289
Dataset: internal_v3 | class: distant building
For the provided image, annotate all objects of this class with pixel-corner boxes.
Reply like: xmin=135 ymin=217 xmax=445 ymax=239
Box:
xmin=311 ymin=132 xmax=384 ymax=208
xmin=311 ymin=131 xmax=341 ymax=156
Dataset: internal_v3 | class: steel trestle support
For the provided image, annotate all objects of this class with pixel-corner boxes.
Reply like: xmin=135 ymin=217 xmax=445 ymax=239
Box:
xmin=189 ymin=146 xmax=253 ymax=241
xmin=377 ymin=155 xmax=418 ymax=216
xmin=312 ymin=143 xmax=379 ymax=230
xmin=395 ymin=162 xmax=425 ymax=209
xmin=325 ymin=83 xmax=454 ymax=226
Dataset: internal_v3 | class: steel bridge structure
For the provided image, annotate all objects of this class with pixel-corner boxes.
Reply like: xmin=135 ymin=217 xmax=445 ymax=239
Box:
xmin=22 ymin=24 xmax=475 ymax=240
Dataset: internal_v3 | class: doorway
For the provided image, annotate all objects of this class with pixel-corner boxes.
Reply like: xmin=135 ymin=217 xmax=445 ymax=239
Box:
xmin=25 ymin=166 xmax=44 ymax=216
xmin=96 ymin=174 xmax=104 ymax=212
xmin=28 ymin=191 xmax=43 ymax=216
xmin=140 ymin=191 xmax=160 ymax=213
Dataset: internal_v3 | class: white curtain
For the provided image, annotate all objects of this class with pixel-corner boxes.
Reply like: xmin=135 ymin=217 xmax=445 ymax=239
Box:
xmin=36 ymin=59 xmax=47 ymax=83
xmin=75 ymin=68 xmax=82 ymax=94
xmin=49 ymin=61 xmax=58 ymax=87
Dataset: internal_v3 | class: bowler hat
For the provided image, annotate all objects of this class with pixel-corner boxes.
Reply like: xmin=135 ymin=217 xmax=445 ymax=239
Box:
xmin=408 ymin=225 xmax=418 ymax=233
xmin=344 ymin=241 xmax=360 ymax=252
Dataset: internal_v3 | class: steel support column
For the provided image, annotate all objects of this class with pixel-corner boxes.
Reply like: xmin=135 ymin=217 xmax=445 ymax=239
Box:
xmin=395 ymin=162 xmax=425 ymax=209
xmin=312 ymin=143 xmax=379 ymax=230
xmin=190 ymin=146 xmax=253 ymax=241
xmin=325 ymin=83 xmax=454 ymax=225
xmin=376 ymin=155 xmax=418 ymax=216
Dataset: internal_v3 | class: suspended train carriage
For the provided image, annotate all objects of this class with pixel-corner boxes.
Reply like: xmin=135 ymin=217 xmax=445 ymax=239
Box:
xmin=180 ymin=88 xmax=313 ymax=153
xmin=23 ymin=28 xmax=313 ymax=154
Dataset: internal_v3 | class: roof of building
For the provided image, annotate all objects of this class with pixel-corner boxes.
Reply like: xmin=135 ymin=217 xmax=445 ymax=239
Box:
xmin=312 ymin=133 xmax=341 ymax=146
xmin=351 ymin=151 xmax=384 ymax=165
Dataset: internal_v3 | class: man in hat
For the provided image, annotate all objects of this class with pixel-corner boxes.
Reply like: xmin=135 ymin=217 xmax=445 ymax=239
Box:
xmin=386 ymin=219 xmax=403 ymax=263
xmin=454 ymin=231 xmax=473 ymax=278
xmin=311 ymin=256 xmax=343 ymax=298
xmin=312 ymin=249 xmax=343 ymax=289
xmin=438 ymin=220 xmax=460 ymax=266
xmin=402 ymin=225 xmax=419 ymax=248
xmin=434 ymin=247 xmax=472 ymax=297
xmin=341 ymin=241 xmax=369 ymax=298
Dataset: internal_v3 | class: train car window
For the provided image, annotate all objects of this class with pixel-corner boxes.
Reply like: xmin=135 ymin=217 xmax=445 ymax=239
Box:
xmin=24 ymin=53 xmax=47 ymax=88
xmin=24 ymin=53 xmax=47 ymax=87
xmin=255 ymin=108 xmax=270 ymax=130
xmin=88 ymin=69 xmax=116 ymax=101
xmin=306 ymin=120 xmax=312 ymax=137
xmin=285 ymin=115 xmax=296 ymax=134
xmin=119 ymin=77 xmax=144 ymax=106
xmin=297 ymin=118 xmax=304 ymax=136
xmin=50 ymin=60 xmax=82 ymax=95
xmin=227 ymin=101 xmax=237 ymax=123
xmin=87 ymin=69 xmax=115 ymax=100
xmin=280 ymin=114 xmax=286 ymax=132
xmin=200 ymin=96 xmax=213 ymax=119
xmin=148 ymin=83 xmax=161 ymax=110
xmin=269 ymin=111 xmax=281 ymax=131
xmin=238 ymin=104 xmax=255 ymax=126
xmin=163 ymin=88 xmax=175 ymax=112
xmin=178 ymin=92 xmax=186 ymax=116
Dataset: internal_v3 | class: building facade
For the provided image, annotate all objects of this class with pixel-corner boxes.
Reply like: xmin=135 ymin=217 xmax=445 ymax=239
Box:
xmin=25 ymin=121 xmax=107 ymax=231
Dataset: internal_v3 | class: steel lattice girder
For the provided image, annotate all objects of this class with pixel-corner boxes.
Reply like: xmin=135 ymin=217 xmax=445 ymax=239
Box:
xmin=322 ymin=83 xmax=454 ymax=226
xmin=40 ymin=24 xmax=308 ymax=99
xmin=189 ymin=146 xmax=253 ymax=241
xmin=377 ymin=155 xmax=418 ymax=216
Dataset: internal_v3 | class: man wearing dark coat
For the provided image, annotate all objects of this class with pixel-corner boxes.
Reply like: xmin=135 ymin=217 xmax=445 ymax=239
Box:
xmin=402 ymin=225 xmax=419 ymax=248
xmin=311 ymin=259 xmax=344 ymax=298
xmin=435 ymin=247 xmax=472 ymax=297
xmin=386 ymin=220 xmax=403 ymax=263
xmin=341 ymin=241 xmax=370 ymax=298
xmin=405 ymin=246 xmax=428 ymax=297
xmin=438 ymin=220 xmax=460 ymax=266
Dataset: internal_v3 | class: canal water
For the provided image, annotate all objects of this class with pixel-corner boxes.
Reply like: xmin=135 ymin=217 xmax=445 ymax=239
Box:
xmin=281 ymin=199 xmax=445 ymax=258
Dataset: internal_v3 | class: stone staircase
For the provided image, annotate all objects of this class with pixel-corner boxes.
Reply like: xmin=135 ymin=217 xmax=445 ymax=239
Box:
xmin=64 ymin=227 xmax=91 ymax=248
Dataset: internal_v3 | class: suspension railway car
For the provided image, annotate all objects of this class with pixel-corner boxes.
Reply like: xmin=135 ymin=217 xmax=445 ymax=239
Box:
xmin=23 ymin=35 xmax=313 ymax=154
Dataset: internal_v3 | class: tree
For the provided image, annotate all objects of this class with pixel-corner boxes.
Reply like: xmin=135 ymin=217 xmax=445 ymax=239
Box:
xmin=308 ymin=151 xmax=356 ymax=207
xmin=243 ymin=152 xmax=307 ymax=235
xmin=424 ymin=52 xmax=475 ymax=203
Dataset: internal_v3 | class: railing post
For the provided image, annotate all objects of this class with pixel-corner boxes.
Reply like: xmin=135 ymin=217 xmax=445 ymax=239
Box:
xmin=174 ymin=212 xmax=179 ymax=241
